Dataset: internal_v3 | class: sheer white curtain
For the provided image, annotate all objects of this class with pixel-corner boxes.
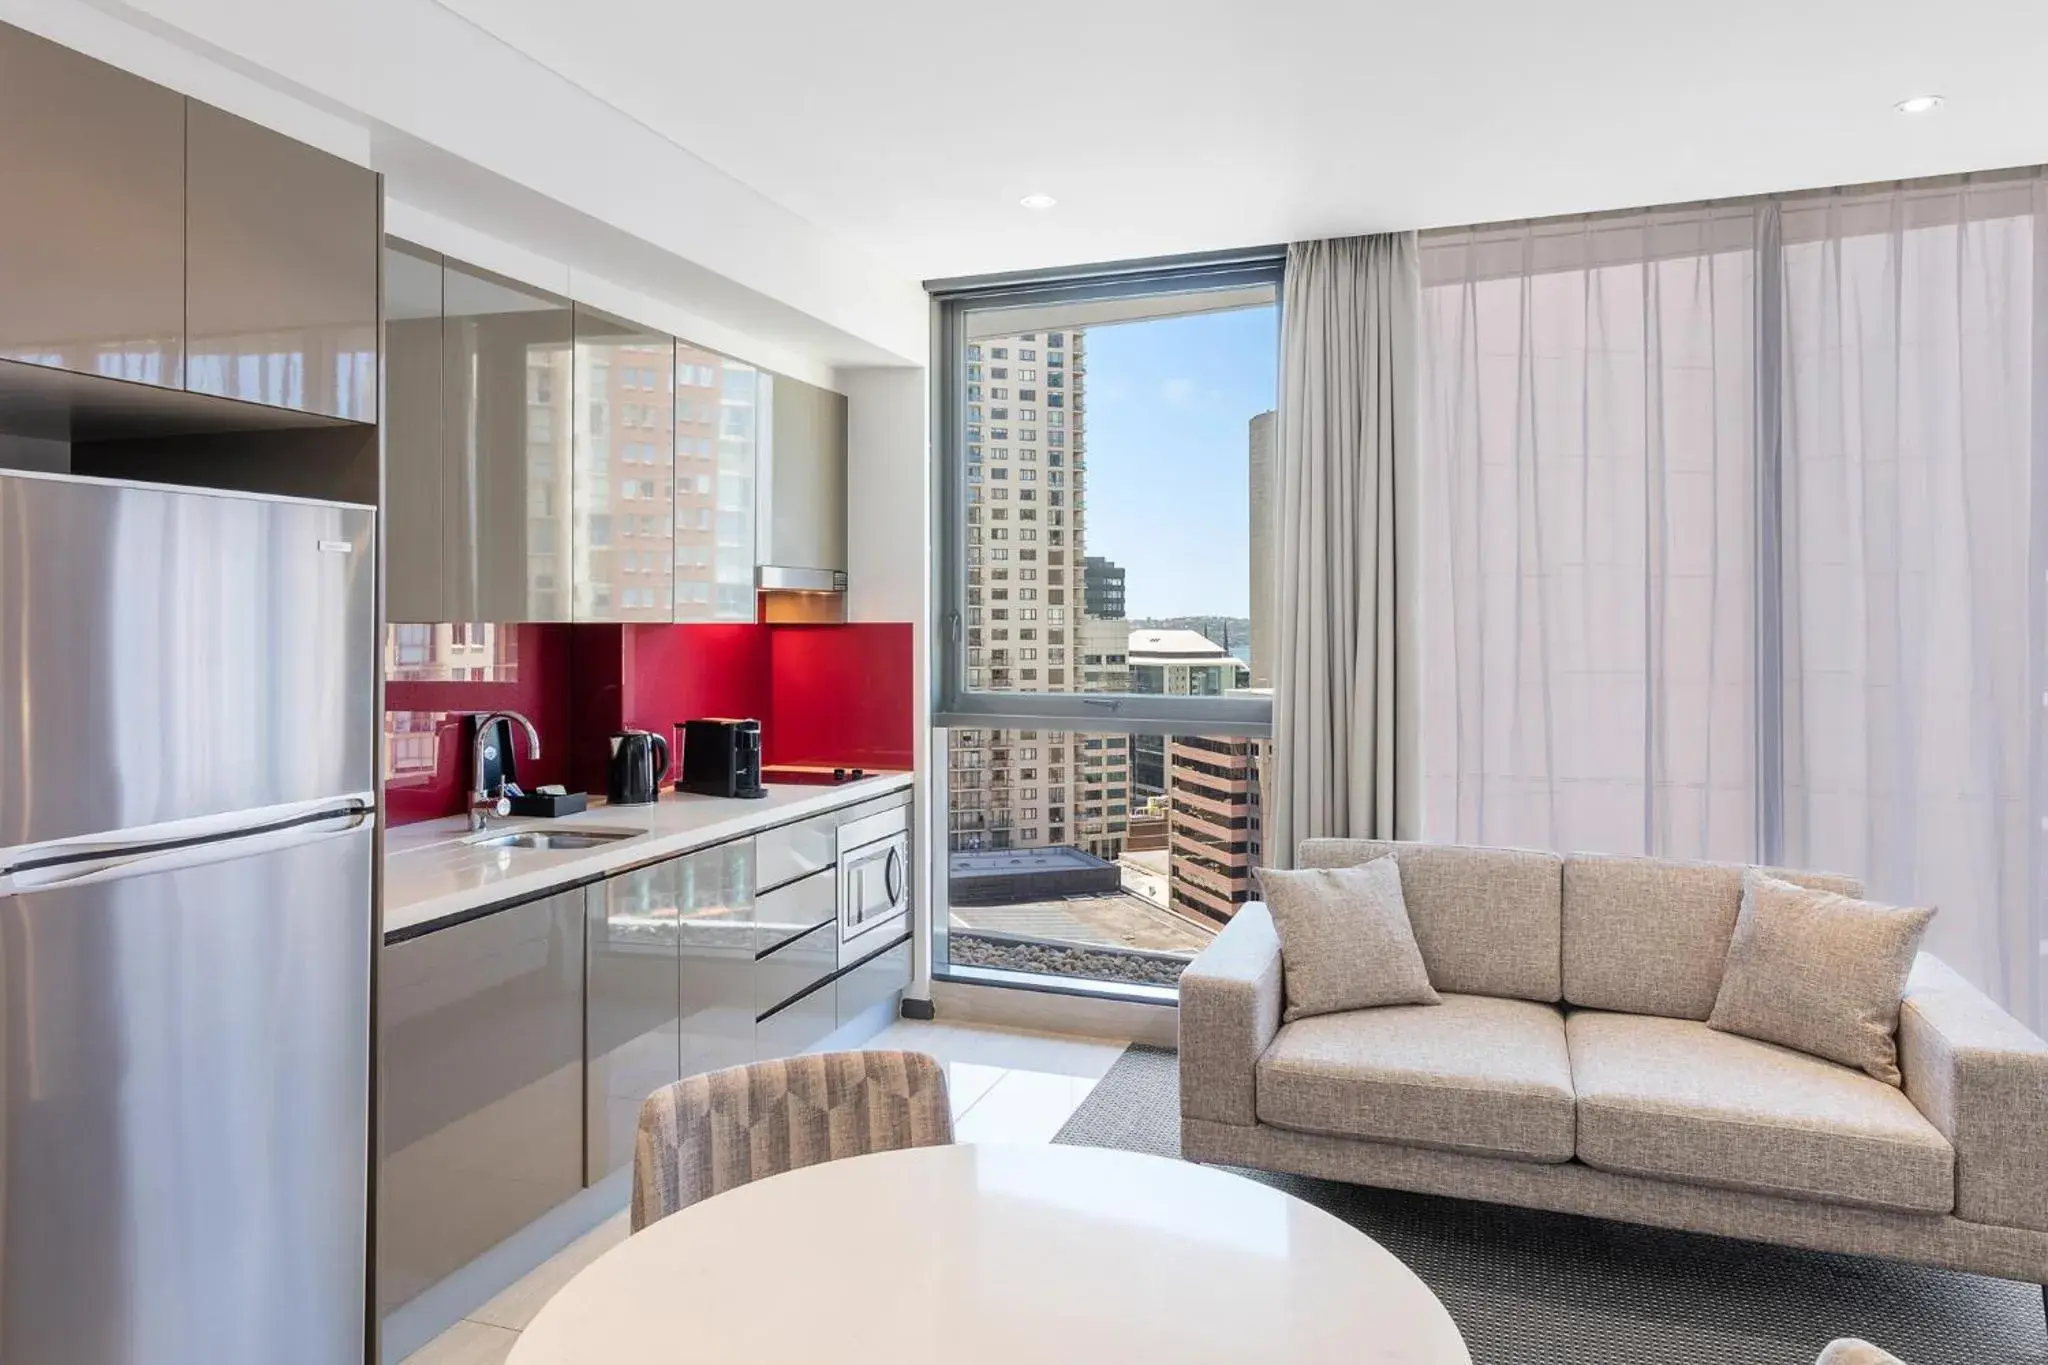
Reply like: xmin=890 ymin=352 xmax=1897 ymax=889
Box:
xmin=1418 ymin=208 xmax=1760 ymax=862
xmin=1414 ymin=172 xmax=2047 ymax=1029
xmin=1778 ymin=174 xmax=2042 ymax=1020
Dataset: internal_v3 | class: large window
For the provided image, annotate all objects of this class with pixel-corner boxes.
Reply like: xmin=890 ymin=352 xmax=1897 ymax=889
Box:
xmin=931 ymin=257 xmax=1281 ymax=992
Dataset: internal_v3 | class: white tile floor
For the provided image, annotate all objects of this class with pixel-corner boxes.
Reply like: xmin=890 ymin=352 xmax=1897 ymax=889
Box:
xmin=400 ymin=1019 xmax=1130 ymax=1365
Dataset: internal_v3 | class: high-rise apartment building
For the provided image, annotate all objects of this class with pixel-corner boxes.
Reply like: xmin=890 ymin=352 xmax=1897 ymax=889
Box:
xmin=1248 ymin=410 xmax=1276 ymax=689
xmin=1074 ymin=616 xmax=1133 ymax=858
xmin=1083 ymin=555 xmax=1126 ymax=619
xmin=949 ymin=329 xmax=1088 ymax=853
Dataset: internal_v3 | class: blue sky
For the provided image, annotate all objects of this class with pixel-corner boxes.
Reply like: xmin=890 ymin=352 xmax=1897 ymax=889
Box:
xmin=1079 ymin=305 xmax=1277 ymax=618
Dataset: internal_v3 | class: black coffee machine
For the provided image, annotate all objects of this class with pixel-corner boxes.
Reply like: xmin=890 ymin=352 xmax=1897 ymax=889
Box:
xmin=606 ymin=729 xmax=670 ymax=805
xmin=675 ymin=718 xmax=766 ymax=799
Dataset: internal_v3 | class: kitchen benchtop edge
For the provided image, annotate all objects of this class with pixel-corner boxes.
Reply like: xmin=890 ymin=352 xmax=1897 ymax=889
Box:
xmin=380 ymin=772 xmax=913 ymax=940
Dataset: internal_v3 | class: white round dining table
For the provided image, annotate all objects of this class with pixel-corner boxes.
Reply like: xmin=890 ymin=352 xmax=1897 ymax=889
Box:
xmin=507 ymin=1142 xmax=1471 ymax=1365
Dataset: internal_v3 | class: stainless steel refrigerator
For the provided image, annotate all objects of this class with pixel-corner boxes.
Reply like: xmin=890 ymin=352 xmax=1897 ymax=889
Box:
xmin=0 ymin=470 xmax=376 ymax=1365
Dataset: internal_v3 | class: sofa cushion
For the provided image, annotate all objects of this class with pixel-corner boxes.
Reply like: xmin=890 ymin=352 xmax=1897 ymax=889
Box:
xmin=1297 ymin=840 xmax=1562 ymax=1002
xmin=1568 ymin=1011 xmax=1953 ymax=1213
xmin=1709 ymin=872 xmax=1934 ymax=1085
xmin=1259 ymin=859 xmax=1441 ymax=1022
xmin=1562 ymin=854 xmax=1862 ymax=1019
xmin=1256 ymin=994 xmax=1575 ymax=1162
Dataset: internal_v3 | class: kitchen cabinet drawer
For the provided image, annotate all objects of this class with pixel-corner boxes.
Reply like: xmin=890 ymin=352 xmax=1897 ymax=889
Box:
xmin=754 ymin=867 xmax=836 ymax=954
xmin=679 ymin=839 xmax=756 ymax=1081
xmin=757 ymin=976 xmax=838 ymax=1060
xmin=756 ymin=919 xmax=837 ymax=1024
xmin=755 ymin=812 xmax=838 ymax=893
xmin=185 ymin=101 xmax=378 ymax=422
xmin=575 ymin=304 xmax=674 ymax=622
xmin=587 ymin=864 xmax=683 ymax=1185
xmin=378 ymin=890 xmax=585 ymax=1314
xmin=837 ymin=931 xmax=912 ymax=1030
xmin=0 ymin=25 xmax=185 ymax=387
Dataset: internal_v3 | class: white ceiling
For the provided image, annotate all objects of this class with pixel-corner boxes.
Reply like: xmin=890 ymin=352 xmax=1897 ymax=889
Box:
xmin=434 ymin=0 xmax=2048 ymax=280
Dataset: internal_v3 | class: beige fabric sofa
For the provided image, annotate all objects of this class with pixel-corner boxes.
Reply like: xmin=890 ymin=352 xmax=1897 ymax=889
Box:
xmin=1178 ymin=839 xmax=2048 ymax=1298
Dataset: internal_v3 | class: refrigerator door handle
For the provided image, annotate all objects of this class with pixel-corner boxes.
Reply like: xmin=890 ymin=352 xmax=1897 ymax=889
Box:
xmin=0 ymin=797 xmax=373 ymax=896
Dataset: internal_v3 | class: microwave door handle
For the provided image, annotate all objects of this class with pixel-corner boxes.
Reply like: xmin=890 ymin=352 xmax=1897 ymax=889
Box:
xmin=885 ymin=846 xmax=904 ymax=906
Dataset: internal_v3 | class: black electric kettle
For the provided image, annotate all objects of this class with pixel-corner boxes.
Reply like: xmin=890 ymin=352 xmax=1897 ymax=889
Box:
xmin=606 ymin=730 xmax=669 ymax=805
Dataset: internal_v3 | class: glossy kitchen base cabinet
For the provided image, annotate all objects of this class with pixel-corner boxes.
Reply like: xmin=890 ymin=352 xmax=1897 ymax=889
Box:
xmin=585 ymin=865 xmax=682 ymax=1186
xmin=379 ymin=890 xmax=587 ymax=1318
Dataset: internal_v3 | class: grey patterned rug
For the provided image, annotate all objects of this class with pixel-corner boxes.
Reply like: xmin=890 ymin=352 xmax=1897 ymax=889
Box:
xmin=1052 ymin=1044 xmax=2046 ymax=1365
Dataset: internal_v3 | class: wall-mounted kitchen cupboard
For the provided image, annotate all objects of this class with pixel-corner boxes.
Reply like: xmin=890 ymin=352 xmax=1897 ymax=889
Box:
xmin=381 ymin=239 xmax=574 ymax=623
xmin=575 ymin=306 xmax=675 ymax=622
xmin=756 ymin=372 xmax=848 ymax=589
xmin=674 ymin=345 xmax=759 ymax=622
xmin=380 ymin=235 xmax=854 ymax=624
xmin=384 ymin=242 xmax=449 ymax=622
xmin=0 ymin=23 xmax=377 ymax=423
xmin=184 ymin=102 xmax=378 ymax=422
xmin=0 ymin=25 xmax=185 ymax=388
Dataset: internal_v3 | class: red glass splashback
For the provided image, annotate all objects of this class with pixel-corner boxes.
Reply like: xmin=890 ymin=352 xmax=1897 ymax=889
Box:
xmin=382 ymin=624 xmax=574 ymax=825
xmin=383 ymin=619 xmax=913 ymax=824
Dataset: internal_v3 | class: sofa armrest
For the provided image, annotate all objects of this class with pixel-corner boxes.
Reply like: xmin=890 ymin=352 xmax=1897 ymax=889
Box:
xmin=1899 ymin=952 xmax=2048 ymax=1231
xmin=1178 ymin=902 xmax=1283 ymax=1126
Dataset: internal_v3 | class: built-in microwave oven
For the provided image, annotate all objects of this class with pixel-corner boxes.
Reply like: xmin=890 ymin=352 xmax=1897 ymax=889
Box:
xmin=837 ymin=804 xmax=909 ymax=963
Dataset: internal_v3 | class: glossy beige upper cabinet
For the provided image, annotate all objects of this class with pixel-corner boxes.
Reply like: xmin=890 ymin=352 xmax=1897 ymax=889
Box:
xmin=758 ymin=373 xmax=848 ymax=584
xmin=185 ymin=102 xmax=378 ymax=422
xmin=443 ymin=259 xmax=574 ymax=622
xmin=0 ymin=24 xmax=185 ymax=386
xmin=675 ymin=345 xmax=759 ymax=622
xmin=384 ymin=242 xmax=447 ymax=623
xmin=573 ymin=306 xmax=674 ymax=623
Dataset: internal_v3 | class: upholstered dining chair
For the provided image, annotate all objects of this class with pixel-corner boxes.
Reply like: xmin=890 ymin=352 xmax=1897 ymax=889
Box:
xmin=630 ymin=1050 xmax=954 ymax=1231
xmin=1816 ymin=1341 xmax=1904 ymax=1364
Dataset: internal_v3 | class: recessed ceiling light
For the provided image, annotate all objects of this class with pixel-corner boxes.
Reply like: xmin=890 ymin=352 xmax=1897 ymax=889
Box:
xmin=1895 ymin=95 xmax=1944 ymax=115
xmin=1019 ymin=193 xmax=1057 ymax=210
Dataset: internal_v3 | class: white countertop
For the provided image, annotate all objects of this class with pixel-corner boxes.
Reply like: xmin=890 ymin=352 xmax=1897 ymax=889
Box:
xmin=382 ymin=772 xmax=913 ymax=939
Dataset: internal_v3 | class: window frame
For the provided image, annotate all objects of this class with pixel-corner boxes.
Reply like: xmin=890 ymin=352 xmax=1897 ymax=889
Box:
xmin=929 ymin=249 xmax=1285 ymax=738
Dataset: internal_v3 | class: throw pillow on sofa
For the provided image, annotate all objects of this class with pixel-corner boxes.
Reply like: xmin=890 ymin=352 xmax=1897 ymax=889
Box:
xmin=1707 ymin=870 xmax=1934 ymax=1085
xmin=1257 ymin=859 xmax=1440 ymax=1022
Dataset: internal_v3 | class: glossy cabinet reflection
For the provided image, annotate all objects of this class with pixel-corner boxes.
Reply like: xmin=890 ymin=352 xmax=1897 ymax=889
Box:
xmin=185 ymin=102 xmax=378 ymax=421
xmin=378 ymin=891 xmax=585 ymax=1314
xmin=384 ymin=242 xmax=448 ymax=622
xmin=575 ymin=306 xmax=674 ymax=622
xmin=0 ymin=25 xmax=185 ymax=386
xmin=586 ymin=863 xmax=683 ymax=1184
xmin=679 ymin=840 xmax=758 ymax=1079
xmin=674 ymin=344 xmax=759 ymax=621
xmin=443 ymin=258 xmax=574 ymax=622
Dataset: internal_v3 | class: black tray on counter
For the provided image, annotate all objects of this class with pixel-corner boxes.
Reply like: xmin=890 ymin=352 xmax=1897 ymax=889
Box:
xmin=505 ymin=792 xmax=589 ymax=818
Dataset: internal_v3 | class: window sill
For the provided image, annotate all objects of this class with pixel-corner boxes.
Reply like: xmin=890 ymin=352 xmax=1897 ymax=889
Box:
xmin=933 ymin=964 xmax=1178 ymax=1008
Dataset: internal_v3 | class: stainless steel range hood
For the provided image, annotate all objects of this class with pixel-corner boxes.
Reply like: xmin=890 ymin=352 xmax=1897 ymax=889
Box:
xmin=756 ymin=372 xmax=849 ymax=617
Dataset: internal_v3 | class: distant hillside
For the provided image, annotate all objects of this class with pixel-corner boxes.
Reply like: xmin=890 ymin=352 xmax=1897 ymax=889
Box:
xmin=1130 ymin=615 xmax=1253 ymax=662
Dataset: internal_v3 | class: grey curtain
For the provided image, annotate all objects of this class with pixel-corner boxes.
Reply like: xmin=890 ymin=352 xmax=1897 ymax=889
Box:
xmin=1269 ymin=234 xmax=1424 ymax=865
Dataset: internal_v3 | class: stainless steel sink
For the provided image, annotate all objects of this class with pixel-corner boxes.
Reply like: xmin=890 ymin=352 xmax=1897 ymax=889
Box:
xmin=467 ymin=827 xmax=642 ymax=852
